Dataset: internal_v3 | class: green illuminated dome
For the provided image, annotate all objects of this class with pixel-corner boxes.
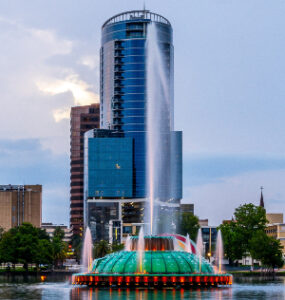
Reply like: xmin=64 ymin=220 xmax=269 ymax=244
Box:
xmin=92 ymin=251 xmax=214 ymax=275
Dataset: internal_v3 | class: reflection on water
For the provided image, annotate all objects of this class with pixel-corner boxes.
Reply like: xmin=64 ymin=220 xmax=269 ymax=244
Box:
xmin=0 ymin=276 xmax=284 ymax=300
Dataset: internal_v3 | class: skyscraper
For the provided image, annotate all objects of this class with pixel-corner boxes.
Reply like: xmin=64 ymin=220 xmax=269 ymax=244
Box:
xmin=84 ymin=10 xmax=182 ymax=241
xmin=100 ymin=10 xmax=175 ymax=198
xmin=70 ymin=104 xmax=100 ymax=235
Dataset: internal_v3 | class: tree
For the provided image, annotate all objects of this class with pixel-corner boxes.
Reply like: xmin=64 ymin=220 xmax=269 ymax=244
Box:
xmin=0 ymin=227 xmax=4 ymax=240
xmin=36 ymin=239 xmax=53 ymax=266
xmin=179 ymin=212 xmax=200 ymax=241
xmin=94 ymin=240 xmax=111 ymax=258
xmin=16 ymin=223 xmax=40 ymax=270
xmin=219 ymin=222 xmax=245 ymax=263
xmin=112 ymin=243 xmax=124 ymax=252
xmin=220 ymin=203 xmax=267 ymax=264
xmin=52 ymin=228 xmax=67 ymax=267
xmin=71 ymin=234 xmax=82 ymax=262
xmin=0 ymin=229 xmax=18 ymax=267
xmin=249 ymin=230 xmax=284 ymax=271
xmin=53 ymin=227 xmax=65 ymax=240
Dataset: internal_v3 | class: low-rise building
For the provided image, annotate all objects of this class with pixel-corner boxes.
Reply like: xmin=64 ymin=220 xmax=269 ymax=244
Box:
xmin=265 ymin=213 xmax=285 ymax=256
xmin=41 ymin=223 xmax=72 ymax=243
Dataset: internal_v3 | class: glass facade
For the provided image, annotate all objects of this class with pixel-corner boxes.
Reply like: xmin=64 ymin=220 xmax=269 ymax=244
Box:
xmin=100 ymin=12 xmax=175 ymax=199
xmin=201 ymin=227 xmax=218 ymax=258
xmin=84 ymin=130 xmax=133 ymax=199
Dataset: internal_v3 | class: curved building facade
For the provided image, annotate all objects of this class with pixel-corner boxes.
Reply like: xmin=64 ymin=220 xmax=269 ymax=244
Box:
xmin=100 ymin=11 xmax=174 ymax=198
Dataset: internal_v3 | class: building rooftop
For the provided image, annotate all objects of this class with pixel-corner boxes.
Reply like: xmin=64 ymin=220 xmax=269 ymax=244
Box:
xmin=102 ymin=10 xmax=171 ymax=28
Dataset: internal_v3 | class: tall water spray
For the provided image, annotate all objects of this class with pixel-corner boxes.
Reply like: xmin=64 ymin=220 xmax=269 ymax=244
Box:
xmin=196 ymin=229 xmax=204 ymax=272
xmin=124 ymin=235 xmax=131 ymax=251
xmin=137 ymin=228 xmax=145 ymax=273
xmin=186 ymin=234 xmax=192 ymax=253
xmin=81 ymin=227 xmax=93 ymax=273
xmin=146 ymin=22 xmax=173 ymax=235
xmin=215 ymin=230 xmax=224 ymax=273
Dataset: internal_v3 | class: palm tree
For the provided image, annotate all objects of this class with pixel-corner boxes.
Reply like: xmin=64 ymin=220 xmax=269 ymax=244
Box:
xmin=94 ymin=240 xmax=111 ymax=258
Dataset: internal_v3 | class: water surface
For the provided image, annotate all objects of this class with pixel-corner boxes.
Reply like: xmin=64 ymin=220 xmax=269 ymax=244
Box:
xmin=0 ymin=276 xmax=284 ymax=299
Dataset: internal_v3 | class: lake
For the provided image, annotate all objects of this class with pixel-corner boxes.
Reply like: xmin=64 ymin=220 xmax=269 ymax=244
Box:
xmin=0 ymin=275 xmax=284 ymax=299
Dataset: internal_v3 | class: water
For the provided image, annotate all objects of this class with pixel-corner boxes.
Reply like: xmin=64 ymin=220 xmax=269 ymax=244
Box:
xmin=215 ymin=230 xmax=224 ymax=274
xmin=146 ymin=22 xmax=172 ymax=235
xmin=137 ymin=228 xmax=145 ymax=273
xmin=0 ymin=276 xmax=284 ymax=299
xmin=124 ymin=235 xmax=131 ymax=251
xmin=186 ymin=234 xmax=192 ymax=254
xmin=81 ymin=227 xmax=93 ymax=273
xmin=196 ymin=229 xmax=204 ymax=272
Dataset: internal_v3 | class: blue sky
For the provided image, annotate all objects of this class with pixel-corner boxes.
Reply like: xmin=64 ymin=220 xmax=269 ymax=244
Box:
xmin=0 ymin=0 xmax=284 ymax=225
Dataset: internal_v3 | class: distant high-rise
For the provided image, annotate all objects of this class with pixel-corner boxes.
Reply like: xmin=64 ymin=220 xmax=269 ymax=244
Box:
xmin=70 ymin=104 xmax=100 ymax=235
xmin=0 ymin=185 xmax=42 ymax=231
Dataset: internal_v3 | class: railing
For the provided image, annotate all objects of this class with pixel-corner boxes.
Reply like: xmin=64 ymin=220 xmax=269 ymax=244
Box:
xmin=102 ymin=10 xmax=171 ymax=28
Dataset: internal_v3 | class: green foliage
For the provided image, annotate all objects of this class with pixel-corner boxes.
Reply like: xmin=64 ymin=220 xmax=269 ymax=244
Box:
xmin=0 ymin=223 xmax=61 ymax=270
xmin=71 ymin=234 xmax=82 ymax=262
xmin=220 ymin=203 xmax=283 ymax=269
xmin=0 ymin=227 xmax=4 ymax=240
xmin=94 ymin=240 xmax=111 ymax=258
xmin=0 ymin=229 xmax=18 ymax=265
xmin=17 ymin=223 xmax=40 ymax=269
xmin=179 ymin=212 xmax=200 ymax=241
xmin=220 ymin=222 xmax=246 ymax=262
xmin=234 ymin=203 xmax=267 ymax=232
xmin=112 ymin=243 xmax=124 ymax=252
xmin=51 ymin=227 xmax=68 ymax=267
xmin=249 ymin=230 xmax=284 ymax=270
xmin=71 ymin=234 xmax=82 ymax=261
xmin=53 ymin=227 xmax=65 ymax=240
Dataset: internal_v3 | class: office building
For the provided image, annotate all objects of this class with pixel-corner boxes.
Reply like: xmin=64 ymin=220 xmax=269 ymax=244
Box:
xmin=70 ymin=104 xmax=100 ymax=235
xmin=85 ymin=10 xmax=182 ymax=242
xmin=0 ymin=185 xmax=42 ymax=231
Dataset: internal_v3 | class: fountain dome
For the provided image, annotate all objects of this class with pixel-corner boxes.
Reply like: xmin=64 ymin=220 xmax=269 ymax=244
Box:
xmin=91 ymin=251 xmax=213 ymax=275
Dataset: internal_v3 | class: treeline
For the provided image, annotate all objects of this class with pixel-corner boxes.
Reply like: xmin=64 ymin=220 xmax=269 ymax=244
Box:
xmin=0 ymin=223 xmax=67 ymax=270
xmin=220 ymin=204 xmax=284 ymax=270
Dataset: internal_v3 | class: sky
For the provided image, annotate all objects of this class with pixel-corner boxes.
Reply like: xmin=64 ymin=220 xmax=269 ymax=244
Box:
xmin=0 ymin=0 xmax=284 ymax=226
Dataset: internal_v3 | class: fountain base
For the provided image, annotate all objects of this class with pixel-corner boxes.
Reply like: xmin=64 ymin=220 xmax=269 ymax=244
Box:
xmin=72 ymin=273 xmax=232 ymax=288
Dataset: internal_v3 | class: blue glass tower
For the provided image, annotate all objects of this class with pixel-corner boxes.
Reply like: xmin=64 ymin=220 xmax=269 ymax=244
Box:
xmin=85 ymin=11 xmax=182 ymax=241
xmin=100 ymin=10 xmax=174 ymax=198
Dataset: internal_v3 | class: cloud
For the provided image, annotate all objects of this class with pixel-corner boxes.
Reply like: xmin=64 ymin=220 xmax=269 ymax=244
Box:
xmin=184 ymin=154 xmax=285 ymax=187
xmin=0 ymin=15 xmax=99 ymax=153
xmin=37 ymin=72 xmax=99 ymax=110
xmin=78 ymin=55 xmax=99 ymax=70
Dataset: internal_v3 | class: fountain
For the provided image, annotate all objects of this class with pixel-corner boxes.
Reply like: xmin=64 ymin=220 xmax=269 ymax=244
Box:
xmin=215 ymin=230 xmax=224 ymax=274
xmin=196 ymin=229 xmax=204 ymax=272
xmin=186 ymin=234 xmax=192 ymax=254
xmin=124 ymin=235 xmax=131 ymax=251
xmin=72 ymin=235 xmax=232 ymax=287
xmin=146 ymin=22 xmax=173 ymax=235
xmin=81 ymin=227 xmax=93 ymax=273
xmin=137 ymin=228 xmax=145 ymax=273
xmin=72 ymin=20 xmax=232 ymax=288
